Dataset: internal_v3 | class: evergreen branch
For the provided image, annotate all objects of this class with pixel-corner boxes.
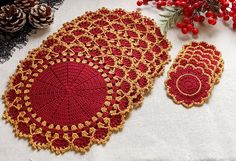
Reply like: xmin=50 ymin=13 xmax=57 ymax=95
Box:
xmin=158 ymin=6 xmax=183 ymax=35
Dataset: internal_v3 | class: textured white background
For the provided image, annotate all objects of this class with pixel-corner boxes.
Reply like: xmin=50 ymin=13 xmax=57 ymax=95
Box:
xmin=1 ymin=0 xmax=236 ymax=161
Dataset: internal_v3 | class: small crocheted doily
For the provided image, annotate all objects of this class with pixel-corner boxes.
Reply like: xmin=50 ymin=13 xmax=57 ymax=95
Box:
xmin=3 ymin=8 xmax=171 ymax=154
xmin=165 ymin=41 xmax=224 ymax=108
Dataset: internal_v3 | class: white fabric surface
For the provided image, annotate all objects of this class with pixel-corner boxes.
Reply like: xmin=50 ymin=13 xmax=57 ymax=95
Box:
xmin=1 ymin=0 xmax=236 ymax=160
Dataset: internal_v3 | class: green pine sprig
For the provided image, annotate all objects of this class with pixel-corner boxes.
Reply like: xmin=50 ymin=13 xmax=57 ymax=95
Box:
xmin=159 ymin=6 xmax=183 ymax=35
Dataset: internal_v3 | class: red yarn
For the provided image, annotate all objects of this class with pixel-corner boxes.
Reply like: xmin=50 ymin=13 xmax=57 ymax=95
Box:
xmin=29 ymin=62 xmax=107 ymax=125
xmin=17 ymin=122 xmax=31 ymax=135
xmin=32 ymin=134 xmax=48 ymax=145
xmin=73 ymin=137 xmax=90 ymax=148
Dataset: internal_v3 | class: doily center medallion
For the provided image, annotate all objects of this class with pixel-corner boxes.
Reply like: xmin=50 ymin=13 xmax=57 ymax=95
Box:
xmin=29 ymin=62 xmax=107 ymax=125
xmin=176 ymin=74 xmax=201 ymax=96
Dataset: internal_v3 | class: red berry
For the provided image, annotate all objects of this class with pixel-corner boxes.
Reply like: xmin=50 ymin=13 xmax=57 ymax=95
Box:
xmin=161 ymin=1 xmax=166 ymax=5
xmin=182 ymin=28 xmax=188 ymax=34
xmin=199 ymin=16 xmax=205 ymax=22
xmin=180 ymin=1 xmax=186 ymax=7
xmin=223 ymin=2 xmax=229 ymax=8
xmin=229 ymin=11 xmax=234 ymax=17
xmin=143 ymin=0 xmax=149 ymax=5
xmin=206 ymin=11 xmax=213 ymax=17
xmin=183 ymin=7 xmax=193 ymax=17
xmin=137 ymin=0 xmax=143 ymax=6
xmin=192 ymin=28 xmax=199 ymax=35
xmin=174 ymin=1 xmax=181 ymax=6
xmin=233 ymin=14 xmax=236 ymax=21
xmin=208 ymin=17 xmax=217 ymax=25
xmin=193 ymin=15 xmax=200 ymax=22
xmin=223 ymin=15 xmax=230 ymax=21
xmin=176 ymin=22 xmax=183 ymax=28
xmin=217 ymin=12 xmax=223 ymax=18
xmin=193 ymin=2 xmax=201 ymax=9
xmin=187 ymin=24 xmax=193 ymax=31
xmin=183 ymin=17 xmax=190 ymax=24
xmin=156 ymin=2 xmax=162 ymax=8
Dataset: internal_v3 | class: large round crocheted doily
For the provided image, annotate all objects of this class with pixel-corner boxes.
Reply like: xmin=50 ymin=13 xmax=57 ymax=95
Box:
xmin=3 ymin=8 xmax=171 ymax=154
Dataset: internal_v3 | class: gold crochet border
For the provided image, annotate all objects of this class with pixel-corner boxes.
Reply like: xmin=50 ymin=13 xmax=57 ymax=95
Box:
xmin=2 ymin=7 xmax=172 ymax=154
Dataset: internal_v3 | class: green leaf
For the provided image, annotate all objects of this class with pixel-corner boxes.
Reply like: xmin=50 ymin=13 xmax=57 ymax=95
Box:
xmin=158 ymin=6 xmax=183 ymax=35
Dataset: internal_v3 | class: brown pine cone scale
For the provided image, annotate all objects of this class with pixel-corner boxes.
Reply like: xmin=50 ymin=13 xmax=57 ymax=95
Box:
xmin=0 ymin=5 xmax=26 ymax=33
xmin=14 ymin=0 xmax=39 ymax=14
xmin=29 ymin=3 xmax=54 ymax=29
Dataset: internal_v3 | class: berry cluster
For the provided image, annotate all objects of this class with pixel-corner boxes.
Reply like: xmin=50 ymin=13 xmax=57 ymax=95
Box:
xmin=136 ymin=0 xmax=236 ymax=35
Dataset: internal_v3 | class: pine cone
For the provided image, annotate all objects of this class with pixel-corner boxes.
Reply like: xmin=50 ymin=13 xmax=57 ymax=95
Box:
xmin=0 ymin=5 xmax=26 ymax=32
xmin=14 ymin=0 xmax=39 ymax=14
xmin=29 ymin=3 xmax=54 ymax=29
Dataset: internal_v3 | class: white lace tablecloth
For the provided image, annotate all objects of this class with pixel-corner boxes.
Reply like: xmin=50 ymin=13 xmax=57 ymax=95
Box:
xmin=1 ymin=0 xmax=236 ymax=160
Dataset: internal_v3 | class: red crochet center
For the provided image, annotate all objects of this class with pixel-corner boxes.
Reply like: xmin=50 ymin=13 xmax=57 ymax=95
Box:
xmin=29 ymin=62 xmax=107 ymax=125
xmin=176 ymin=74 xmax=202 ymax=96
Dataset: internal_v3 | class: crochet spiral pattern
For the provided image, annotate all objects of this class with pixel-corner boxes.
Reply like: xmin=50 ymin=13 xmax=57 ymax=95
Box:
xmin=3 ymin=8 xmax=171 ymax=154
xmin=165 ymin=42 xmax=224 ymax=108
